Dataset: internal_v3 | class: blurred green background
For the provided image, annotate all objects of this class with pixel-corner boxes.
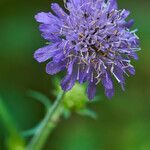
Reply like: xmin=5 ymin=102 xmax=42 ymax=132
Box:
xmin=0 ymin=0 xmax=149 ymax=150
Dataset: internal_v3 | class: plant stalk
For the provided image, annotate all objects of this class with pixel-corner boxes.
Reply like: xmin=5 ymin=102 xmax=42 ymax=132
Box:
xmin=27 ymin=91 xmax=65 ymax=150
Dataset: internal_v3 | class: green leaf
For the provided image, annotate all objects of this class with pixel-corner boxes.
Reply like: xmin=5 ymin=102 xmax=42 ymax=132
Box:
xmin=22 ymin=123 xmax=41 ymax=137
xmin=27 ymin=90 xmax=51 ymax=112
xmin=22 ymin=90 xmax=52 ymax=137
xmin=87 ymin=95 xmax=102 ymax=103
xmin=77 ymin=108 xmax=97 ymax=119
xmin=62 ymin=107 xmax=71 ymax=119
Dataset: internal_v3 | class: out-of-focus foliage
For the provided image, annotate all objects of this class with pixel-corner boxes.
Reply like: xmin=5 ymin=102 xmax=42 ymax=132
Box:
xmin=0 ymin=0 xmax=150 ymax=150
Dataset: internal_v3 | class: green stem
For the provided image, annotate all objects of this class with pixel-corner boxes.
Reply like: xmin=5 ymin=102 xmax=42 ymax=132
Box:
xmin=27 ymin=91 xmax=65 ymax=150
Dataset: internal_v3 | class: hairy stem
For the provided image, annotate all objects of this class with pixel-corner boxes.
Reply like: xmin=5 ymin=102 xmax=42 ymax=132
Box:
xmin=27 ymin=91 xmax=65 ymax=150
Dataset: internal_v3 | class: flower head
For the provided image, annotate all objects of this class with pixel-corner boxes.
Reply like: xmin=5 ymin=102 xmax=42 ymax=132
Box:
xmin=34 ymin=0 xmax=140 ymax=100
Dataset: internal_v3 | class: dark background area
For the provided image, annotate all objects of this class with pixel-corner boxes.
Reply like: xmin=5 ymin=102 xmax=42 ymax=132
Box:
xmin=0 ymin=0 xmax=150 ymax=150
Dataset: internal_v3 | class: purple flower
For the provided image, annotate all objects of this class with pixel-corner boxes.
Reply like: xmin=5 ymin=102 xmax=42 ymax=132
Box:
xmin=34 ymin=0 xmax=140 ymax=100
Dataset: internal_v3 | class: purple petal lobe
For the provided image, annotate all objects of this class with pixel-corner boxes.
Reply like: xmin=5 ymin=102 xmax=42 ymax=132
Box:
xmin=127 ymin=66 xmax=135 ymax=75
xmin=34 ymin=44 xmax=59 ymax=63
xmin=46 ymin=61 xmax=65 ymax=75
xmin=113 ymin=66 xmax=125 ymax=83
xmin=79 ymin=66 xmax=87 ymax=84
xmin=120 ymin=9 xmax=130 ymax=19
xmin=39 ymin=24 xmax=60 ymax=35
xmin=87 ymin=82 xmax=96 ymax=100
xmin=51 ymin=3 xmax=67 ymax=18
xmin=131 ymin=52 xmax=139 ymax=60
xmin=68 ymin=0 xmax=82 ymax=7
xmin=108 ymin=0 xmax=118 ymax=11
xmin=105 ymin=88 xmax=114 ymax=99
xmin=35 ymin=12 xmax=52 ymax=24
xmin=61 ymin=71 xmax=77 ymax=91
xmin=102 ymin=72 xmax=113 ymax=89
xmin=125 ymin=19 xmax=134 ymax=28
